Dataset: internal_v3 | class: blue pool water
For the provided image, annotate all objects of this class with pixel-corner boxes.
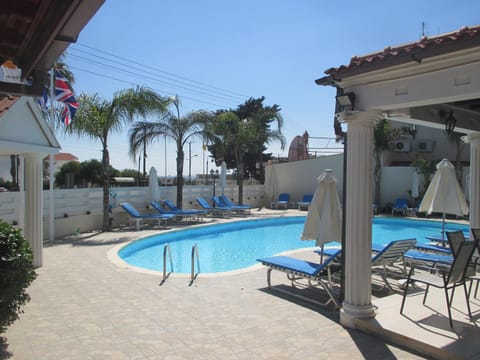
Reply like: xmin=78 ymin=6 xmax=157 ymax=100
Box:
xmin=118 ymin=217 xmax=469 ymax=274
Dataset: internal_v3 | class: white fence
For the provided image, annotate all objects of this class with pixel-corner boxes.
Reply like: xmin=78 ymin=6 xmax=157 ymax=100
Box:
xmin=0 ymin=184 xmax=264 ymax=239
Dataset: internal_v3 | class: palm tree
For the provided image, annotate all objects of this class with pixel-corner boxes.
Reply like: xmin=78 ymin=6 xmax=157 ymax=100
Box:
xmin=373 ymin=119 xmax=404 ymax=206
xmin=206 ymin=97 xmax=285 ymax=203
xmin=128 ymin=96 xmax=211 ymax=209
xmin=66 ymin=86 xmax=167 ymax=231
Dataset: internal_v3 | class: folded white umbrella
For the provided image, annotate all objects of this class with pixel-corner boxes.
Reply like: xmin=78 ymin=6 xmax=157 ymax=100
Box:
xmin=418 ymin=158 xmax=469 ymax=240
xmin=148 ymin=166 xmax=161 ymax=202
xmin=301 ymin=169 xmax=342 ymax=261
xmin=220 ymin=161 xmax=227 ymax=196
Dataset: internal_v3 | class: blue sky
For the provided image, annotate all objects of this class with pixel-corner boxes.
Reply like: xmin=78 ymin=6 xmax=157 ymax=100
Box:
xmin=50 ymin=0 xmax=480 ymax=178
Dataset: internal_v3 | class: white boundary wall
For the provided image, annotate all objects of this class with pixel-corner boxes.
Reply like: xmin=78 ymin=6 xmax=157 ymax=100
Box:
xmin=0 ymin=154 xmax=470 ymax=239
xmin=0 ymin=184 xmax=264 ymax=239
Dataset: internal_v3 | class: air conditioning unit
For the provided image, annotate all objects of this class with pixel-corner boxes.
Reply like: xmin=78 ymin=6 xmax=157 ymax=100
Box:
xmin=393 ymin=140 xmax=410 ymax=152
xmin=417 ymin=139 xmax=433 ymax=152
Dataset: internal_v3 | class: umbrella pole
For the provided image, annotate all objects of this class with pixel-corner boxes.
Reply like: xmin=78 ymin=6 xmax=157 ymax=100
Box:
xmin=320 ymin=244 xmax=324 ymax=264
xmin=442 ymin=212 xmax=446 ymax=241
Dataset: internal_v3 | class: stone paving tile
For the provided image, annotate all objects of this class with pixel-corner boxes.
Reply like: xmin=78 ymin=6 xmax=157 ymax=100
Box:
xmin=1 ymin=211 xmax=429 ymax=359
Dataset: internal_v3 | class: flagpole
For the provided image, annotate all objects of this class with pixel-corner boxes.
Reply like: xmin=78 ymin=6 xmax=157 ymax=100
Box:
xmin=49 ymin=68 xmax=55 ymax=242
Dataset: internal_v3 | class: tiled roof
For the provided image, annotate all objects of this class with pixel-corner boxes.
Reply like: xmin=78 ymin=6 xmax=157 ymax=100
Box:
xmin=318 ymin=25 xmax=480 ymax=84
xmin=54 ymin=153 xmax=79 ymax=162
xmin=0 ymin=95 xmax=19 ymax=117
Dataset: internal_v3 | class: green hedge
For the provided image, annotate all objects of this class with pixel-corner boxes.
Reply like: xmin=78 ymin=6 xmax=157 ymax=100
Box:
xmin=0 ymin=221 xmax=37 ymax=333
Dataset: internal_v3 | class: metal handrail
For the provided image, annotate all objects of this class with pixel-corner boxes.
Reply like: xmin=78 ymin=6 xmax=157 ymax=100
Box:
xmin=160 ymin=243 xmax=173 ymax=285
xmin=190 ymin=243 xmax=200 ymax=285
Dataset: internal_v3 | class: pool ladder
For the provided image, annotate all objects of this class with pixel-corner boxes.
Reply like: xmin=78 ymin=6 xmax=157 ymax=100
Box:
xmin=160 ymin=243 xmax=200 ymax=286
xmin=190 ymin=243 xmax=200 ymax=286
xmin=160 ymin=243 xmax=174 ymax=285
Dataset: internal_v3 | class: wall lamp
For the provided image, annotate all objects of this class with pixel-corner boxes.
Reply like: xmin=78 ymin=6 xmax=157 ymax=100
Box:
xmin=336 ymin=92 xmax=355 ymax=111
xmin=442 ymin=110 xmax=457 ymax=133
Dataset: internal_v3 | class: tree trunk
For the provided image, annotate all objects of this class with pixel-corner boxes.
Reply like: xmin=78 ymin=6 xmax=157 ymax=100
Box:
xmin=237 ymin=161 xmax=244 ymax=204
xmin=102 ymin=146 xmax=111 ymax=231
xmin=259 ymin=152 xmax=265 ymax=184
xmin=176 ymin=149 xmax=184 ymax=209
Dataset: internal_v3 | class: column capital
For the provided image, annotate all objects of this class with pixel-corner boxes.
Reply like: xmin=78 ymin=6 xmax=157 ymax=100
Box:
xmin=465 ymin=133 xmax=480 ymax=144
xmin=23 ymin=152 xmax=47 ymax=161
xmin=336 ymin=110 xmax=382 ymax=126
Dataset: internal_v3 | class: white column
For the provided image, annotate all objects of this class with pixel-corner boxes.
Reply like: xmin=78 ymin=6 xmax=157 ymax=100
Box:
xmin=49 ymin=153 xmax=55 ymax=242
xmin=23 ymin=153 xmax=44 ymax=268
xmin=338 ymin=111 xmax=378 ymax=328
xmin=467 ymin=133 xmax=480 ymax=232
xmin=17 ymin=156 xmax=25 ymax=229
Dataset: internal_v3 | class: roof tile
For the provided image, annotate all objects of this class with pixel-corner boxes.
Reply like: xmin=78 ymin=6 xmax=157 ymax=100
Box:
xmin=324 ymin=25 xmax=480 ymax=79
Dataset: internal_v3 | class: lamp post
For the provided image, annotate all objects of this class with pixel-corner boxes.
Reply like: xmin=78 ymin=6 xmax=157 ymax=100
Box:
xmin=189 ymin=154 xmax=198 ymax=184
xmin=188 ymin=142 xmax=198 ymax=185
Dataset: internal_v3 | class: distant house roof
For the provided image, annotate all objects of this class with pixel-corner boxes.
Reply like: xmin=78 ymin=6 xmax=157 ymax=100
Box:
xmin=316 ymin=25 xmax=480 ymax=85
xmin=54 ymin=153 xmax=79 ymax=162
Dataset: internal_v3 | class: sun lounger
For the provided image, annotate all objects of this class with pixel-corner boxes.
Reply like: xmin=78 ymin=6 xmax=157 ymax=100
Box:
xmin=162 ymin=199 xmax=208 ymax=216
xmin=272 ymin=193 xmax=290 ymax=210
xmin=195 ymin=197 xmax=234 ymax=216
xmin=426 ymin=233 xmax=470 ymax=243
xmin=120 ymin=202 xmax=175 ymax=230
xmin=212 ymin=196 xmax=242 ymax=214
xmin=318 ymin=239 xmax=416 ymax=290
xmin=391 ymin=198 xmax=408 ymax=216
xmin=413 ymin=242 xmax=452 ymax=254
xmin=297 ymin=194 xmax=313 ymax=211
xmin=150 ymin=200 xmax=205 ymax=222
xmin=370 ymin=239 xmax=417 ymax=290
xmin=219 ymin=195 xmax=252 ymax=213
xmin=403 ymin=249 xmax=453 ymax=267
xmin=257 ymin=249 xmax=342 ymax=308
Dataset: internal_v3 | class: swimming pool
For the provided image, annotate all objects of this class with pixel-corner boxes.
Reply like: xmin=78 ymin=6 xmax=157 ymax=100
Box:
xmin=118 ymin=217 xmax=469 ymax=274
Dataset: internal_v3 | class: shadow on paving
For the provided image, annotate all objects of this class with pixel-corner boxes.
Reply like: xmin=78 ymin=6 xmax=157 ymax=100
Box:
xmin=259 ymin=285 xmax=426 ymax=359
xmin=0 ymin=337 xmax=12 ymax=360
xmin=43 ymin=231 xmax=134 ymax=248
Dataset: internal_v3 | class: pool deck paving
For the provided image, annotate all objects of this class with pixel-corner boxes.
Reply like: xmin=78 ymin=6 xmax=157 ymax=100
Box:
xmin=1 ymin=209 xmax=479 ymax=359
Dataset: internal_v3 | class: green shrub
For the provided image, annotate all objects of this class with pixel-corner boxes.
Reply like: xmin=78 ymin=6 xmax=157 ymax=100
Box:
xmin=0 ymin=221 xmax=37 ymax=333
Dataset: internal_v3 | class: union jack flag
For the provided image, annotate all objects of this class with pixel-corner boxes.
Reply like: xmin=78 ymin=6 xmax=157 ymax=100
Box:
xmin=55 ymin=70 xmax=78 ymax=125
xmin=60 ymin=101 xmax=78 ymax=126
xmin=55 ymin=71 xmax=74 ymax=102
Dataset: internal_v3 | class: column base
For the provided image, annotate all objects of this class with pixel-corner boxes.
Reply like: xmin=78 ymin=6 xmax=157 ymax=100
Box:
xmin=340 ymin=301 xmax=376 ymax=328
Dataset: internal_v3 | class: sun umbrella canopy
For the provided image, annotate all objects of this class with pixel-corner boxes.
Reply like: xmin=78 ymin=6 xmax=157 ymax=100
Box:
xmin=301 ymin=169 xmax=342 ymax=247
xmin=418 ymin=159 xmax=469 ymax=241
xmin=148 ymin=166 xmax=161 ymax=202
xmin=265 ymin=164 xmax=278 ymax=207
xmin=220 ymin=161 xmax=227 ymax=196
xmin=418 ymin=159 xmax=469 ymax=216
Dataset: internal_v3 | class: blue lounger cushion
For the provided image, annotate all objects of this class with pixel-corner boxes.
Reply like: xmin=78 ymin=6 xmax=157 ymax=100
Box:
xmin=258 ymin=256 xmax=325 ymax=277
xmin=414 ymin=243 xmax=452 ymax=254
xmin=315 ymin=247 xmax=341 ymax=257
xmin=426 ymin=234 xmax=469 ymax=243
xmin=403 ymin=249 xmax=453 ymax=265
xmin=257 ymin=249 xmax=341 ymax=277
